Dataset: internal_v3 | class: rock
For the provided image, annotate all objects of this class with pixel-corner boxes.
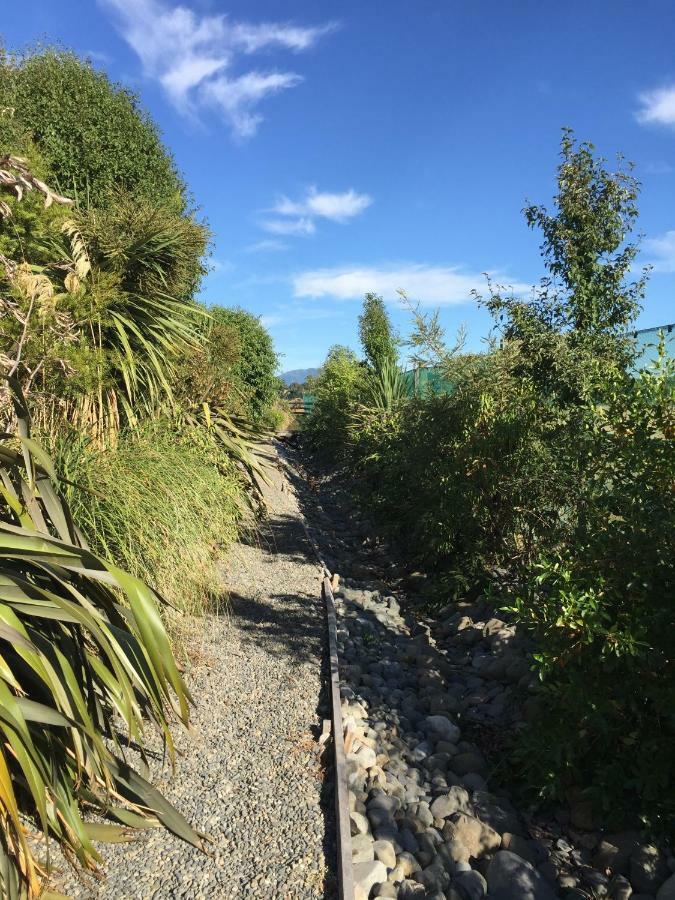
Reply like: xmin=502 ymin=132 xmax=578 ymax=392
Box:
xmin=415 ymin=862 xmax=451 ymax=892
xmin=462 ymin=772 xmax=488 ymax=792
xmin=353 ymin=745 xmax=378 ymax=770
xmin=425 ymin=715 xmax=461 ymax=744
xmin=483 ymin=618 xmax=506 ymax=637
xmin=373 ymin=840 xmax=396 ymax=869
xmin=453 ymin=867 xmax=488 ymax=899
xmin=487 ymin=850 xmax=558 ymax=899
xmin=430 ymin=786 xmax=472 ymax=820
xmin=353 ymin=859 xmax=387 ymax=896
xmin=352 ymin=832 xmax=375 ymax=863
xmin=399 ymin=879 xmax=426 ymax=898
xmin=452 ymin=752 xmax=488 ymax=777
xmin=501 ymin=832 xmax=539 ymax=865
xmin=397 ymin=851 xmax=422 ymax=877
xmin=657 ymin=875 xmax=675 ymax=899
xmin=351 ymin=811 xmax=370 ymax=835
xmin=374 ymin=884 xmax=398 ymax=898
xmin=631 ymin=846 xmax=669 ymax=894
xmin=442 ymin=813 xmax=501 ymax=859
xmin=471 ymin=791 xmax=521 ymax=834
xmin=610 ymin=874 xmax=633 ymax=899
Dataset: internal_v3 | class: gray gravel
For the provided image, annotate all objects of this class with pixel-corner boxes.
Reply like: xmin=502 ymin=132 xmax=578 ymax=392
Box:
xmin=52 ymin=442 xmax=336 ymax=899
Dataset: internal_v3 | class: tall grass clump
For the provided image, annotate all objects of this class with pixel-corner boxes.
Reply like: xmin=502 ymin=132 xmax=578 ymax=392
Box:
xmin=55 ymin=425 xmax=243 ymax=617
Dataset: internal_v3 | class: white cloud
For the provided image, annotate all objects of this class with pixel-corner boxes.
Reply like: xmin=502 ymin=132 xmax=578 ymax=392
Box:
xmin=262 ymin=186 xmax=372 ymax=236
xmin=293 ymin=264 xmax=530 ymax=306
xmin=245 ymin=239 xmax=289 ymax=253
xmin=261 ymin=217 xmax=316 ymax=236
xmin=636 ymin=85 xmax=675 ymax=128
xmin=100 ymin=0 xmax=333 ymax=136
xmin=643 ymin=230 xmax=675 ymax=271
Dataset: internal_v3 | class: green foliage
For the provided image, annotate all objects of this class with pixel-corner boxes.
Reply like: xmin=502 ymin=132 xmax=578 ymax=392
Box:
xmin=208 ymin=306 xmax=279 ymax=422
xmin=303 ymin=345 xmax=364 ymax=459
xmin=507 ymin=348 xmax=674 ymax=830
xmin=305 ymin=131 xmax=675 ymax=829
xmin=485 ymin=129 xmax=646 ymax=400
xmin=0 ymin=382 xmax=201 ymax=897
xmin=358 ymin=293 xmax=398 ymax=370
xmin=55 ymin=423 xmax=243 ymax=617
xmin=0 ymin=47 xmax=186 ymax=208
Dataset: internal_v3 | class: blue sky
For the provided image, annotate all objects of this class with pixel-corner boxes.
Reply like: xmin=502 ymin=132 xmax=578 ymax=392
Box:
xmin=7 ymin=0 xmax=675 ymax=371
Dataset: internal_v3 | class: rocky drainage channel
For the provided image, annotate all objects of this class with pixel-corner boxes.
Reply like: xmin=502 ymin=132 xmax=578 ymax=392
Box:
xmin=332 ymin=579 xmax=675 ymax=900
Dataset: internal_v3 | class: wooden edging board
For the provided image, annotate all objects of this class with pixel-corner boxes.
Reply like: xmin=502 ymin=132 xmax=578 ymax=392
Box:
xmin=322 ymin=575 xmax=355 ymax=900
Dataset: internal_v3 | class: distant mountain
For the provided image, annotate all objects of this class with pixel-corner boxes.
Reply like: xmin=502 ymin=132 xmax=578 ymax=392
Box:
xmin=279 ymin=367 xmax=320 ymax=386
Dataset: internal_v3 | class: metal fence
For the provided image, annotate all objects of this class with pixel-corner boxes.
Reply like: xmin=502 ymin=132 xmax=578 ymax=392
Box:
xmin=301 ymin=323 xmax=675 ymax=411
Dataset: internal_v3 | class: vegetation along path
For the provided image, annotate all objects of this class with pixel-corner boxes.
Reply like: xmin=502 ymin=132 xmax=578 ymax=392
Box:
xmin=56 ymin=443 xmax=337 ymax=900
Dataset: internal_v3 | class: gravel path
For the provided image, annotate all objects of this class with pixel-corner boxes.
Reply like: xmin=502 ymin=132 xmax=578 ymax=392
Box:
xmin=54 ymin=441 xmax=337 ymax=899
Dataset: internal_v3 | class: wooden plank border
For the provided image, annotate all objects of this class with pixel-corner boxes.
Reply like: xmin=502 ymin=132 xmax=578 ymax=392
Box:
xmin=322 ymin=575 xmax=355 ymax=900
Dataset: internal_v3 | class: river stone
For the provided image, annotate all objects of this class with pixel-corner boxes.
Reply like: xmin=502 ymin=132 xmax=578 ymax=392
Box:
xmin=442 ymin=813 xmax=501 ymax=858
xmin=352 ymin=832 xmax=375 ymax=863
xmin=351 ymin=811 xmax=370 ymax=835
xmin=430 ymin=786 xmax=472 ymax=820
xmin=397 ymin=851 xmax=422 ymax=877
xmin=354 ymin=859 xmax=387 ymax=896
xmin=631 ymin=845 xmax=669 ymax=893
xmin=487 ymin=850 xmax=557 ymax=900
xmin=472 ymin=791 xmax=521 ymax=834
xmin=658 ymin=875 xmax=675 ymax=899
xmin=453 ymin=868 xmax=488 ymax=899
xmin=353 ymin=745 xmax=378 ymax=770
xmin=398 ymin=880 xmax=426 ymax=898
xmin=374 ymin=839 xmax=397 ymax=869
xmin=452 ymin=752 xmax=488 ymax=776
xmin=425 ymin=715 xmax=461 ymax=743
xmin=501 ymin=832 xmax=539 ymax=865
xmin=374 ymin=883 xmax=398 ymax=898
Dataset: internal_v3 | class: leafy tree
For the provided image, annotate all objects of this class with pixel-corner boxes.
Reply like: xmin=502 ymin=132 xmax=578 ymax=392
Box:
xmin=0 ymin=47 xmax=186 ymax=209
xmin=209 ymin=307 xmax=279 ymax=422
xmin=485 ymin=128 xmax=646 ymax=400
xmin=358 ymin=293 xmax=398 ymax=370
xmin=304 ymin=345 xmax=363 ymax=458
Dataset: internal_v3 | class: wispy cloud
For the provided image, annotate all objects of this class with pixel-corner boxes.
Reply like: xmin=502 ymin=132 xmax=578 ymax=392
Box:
xmin=293 ymin=264 xmax=530 ymax=306
xmin=636 ymin=85 xmax=675 ymax=128
xmin=100 ymin=0 xmax=334 ymax=137
xmin=643 ymin=230 xmax=675 ymax=272
xmin=261 ymin=186 xmax=372 ymax=236
xmin=261 ymin=217 xmax=316 ymax=236
xmin=245 ymin=238 xmax=289 ymax=253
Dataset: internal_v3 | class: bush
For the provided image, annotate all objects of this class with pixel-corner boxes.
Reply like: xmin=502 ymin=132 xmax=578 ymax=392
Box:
xmin=208 ymin=307 xmax=279 ymax=422
xmin=303 ymin=345 xmax=364 ymax=460
xmin=55 ymin=423 xmax=243 ymax=617
xmin=0 ymin=47 xmax=186 ymax=208
xmin=507 ymin=349 xmax=675 ymax=831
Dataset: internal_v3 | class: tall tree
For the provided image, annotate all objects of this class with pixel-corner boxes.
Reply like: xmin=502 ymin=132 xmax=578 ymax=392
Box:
xmin=358 ymin=293 xmax=398 ymax=370
xmin=485 ymin=128 xmax=647 ymax=398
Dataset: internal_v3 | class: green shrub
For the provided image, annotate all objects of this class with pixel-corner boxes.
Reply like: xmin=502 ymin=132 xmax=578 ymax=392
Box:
xmin=55 ymin=423 xmax=243 ymax=617
xmin=304 ymin=345 xmax=364 ymax=459
xmin=208 ymin=307 xmax=279 ymax=422
xmin=507 ymin=349 xmax=675 ymax=832
xmin=0 ymin=47 xmax=186 ymax=208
